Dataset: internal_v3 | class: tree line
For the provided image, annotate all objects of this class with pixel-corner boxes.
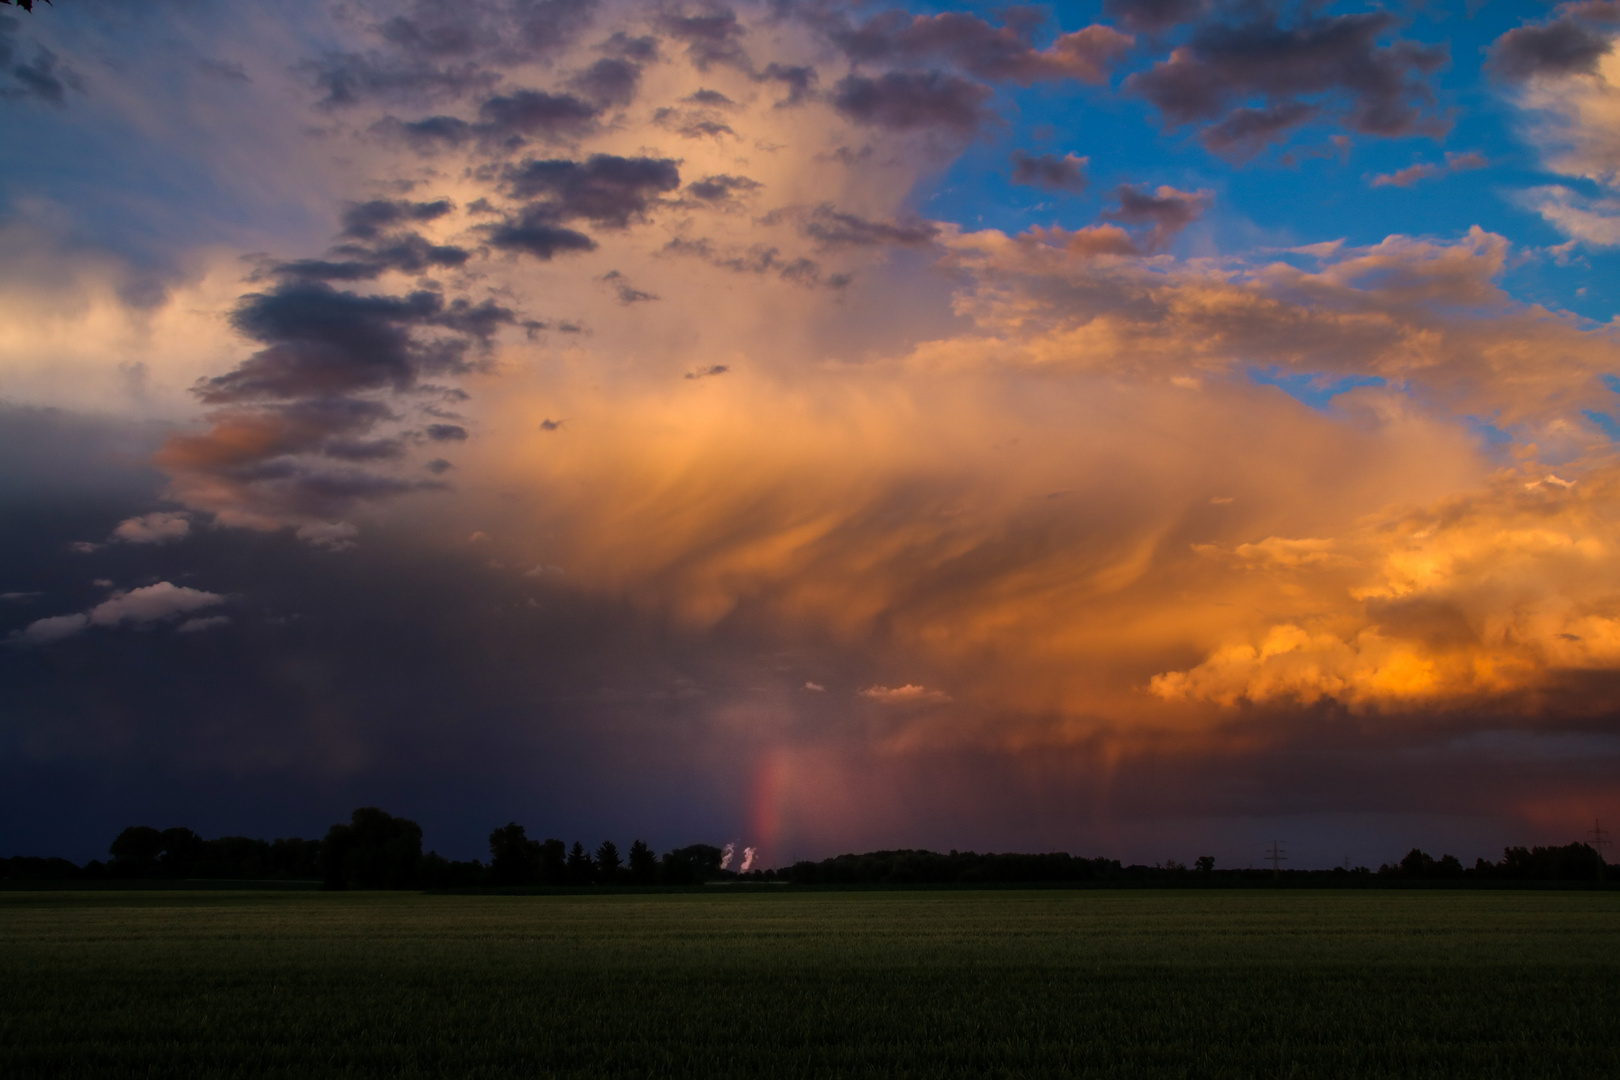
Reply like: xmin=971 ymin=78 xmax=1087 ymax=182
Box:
xmin=0 ymin=808 xmax=1612 ymax=886
xmin=0 ymin=807 xmax=742 ymax=889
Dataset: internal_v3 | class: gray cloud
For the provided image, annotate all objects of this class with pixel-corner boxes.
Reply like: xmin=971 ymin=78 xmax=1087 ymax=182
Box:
xmin=660 ymin=8 xmax=750 ymax=71
xmin=567 ymin=56 xmax=642 ymax=106
xmin=796 ymin=204 xmax=940 ymax=249
xmin=500 ymin=152 xmax=682 ymax=227
xmin=1125 ymin=4 xmax=1448 ymax=157
xmin=384 ymin=88 xmax=602 ymax=153
xmin=1103 ymin=0 xmax=1208 ymax=35
xmin=1010 ymin=150 xmax=1089 ymax=193
xmin=299 ymin=52 xmax=500 ymax=110
xmin=1100 ymin=183 xmax=1212 ymax=251
xmin=1488 ymin=12 xmax=1616 ymax=82
xmin=832 ymin=70 xmax=994 ymax=133
xmin=0 ymin=15 xmax=84 ymax=105
xmin=825 ymin=9 xmax=1132 ymax=85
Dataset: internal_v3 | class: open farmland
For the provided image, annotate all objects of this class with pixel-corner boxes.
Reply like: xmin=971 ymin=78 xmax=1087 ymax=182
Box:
xmin=2 ymin=888 xmax=1617 ymax=1078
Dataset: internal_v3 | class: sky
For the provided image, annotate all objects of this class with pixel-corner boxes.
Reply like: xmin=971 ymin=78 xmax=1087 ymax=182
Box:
xmin=3 ymin=0 xmax=1620 ymax=870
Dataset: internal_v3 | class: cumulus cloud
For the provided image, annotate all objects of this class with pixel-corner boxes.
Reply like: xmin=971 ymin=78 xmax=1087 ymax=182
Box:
xmin=1125 ymin=4 xmax=1448 ymax=157
xmin=11 ymin=582 xmax=226 ymax=646
xmin=1497 ymin=12 xmax=1620 ymax=247
xmin=111 ymin=511 xmax=192 ymax=544
xmin=831 ymin=70 xmax=995 ymax=134
xmin=1009 ymin=151 xmax=1089 ymax=193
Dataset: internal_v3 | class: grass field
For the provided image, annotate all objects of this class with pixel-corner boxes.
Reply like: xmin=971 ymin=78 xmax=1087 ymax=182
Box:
xmin=2 ymin=888 xmax=1617 ymax=1078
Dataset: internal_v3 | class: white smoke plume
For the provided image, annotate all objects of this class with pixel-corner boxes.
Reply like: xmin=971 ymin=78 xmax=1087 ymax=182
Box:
xmin=741 ymin=846 xmax=757 ymax=872
xmin=720 ymin=843 xmax=734 ymax=871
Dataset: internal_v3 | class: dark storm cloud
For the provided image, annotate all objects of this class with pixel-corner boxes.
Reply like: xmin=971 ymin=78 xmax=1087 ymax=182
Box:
xmin=567 ymin=56 xmax=642 ymax=106
xmin=425 ymin=424 xmax=469 ymax=442
xmin=796 ymin=204 xmax=940 ymax=249
xmin=660 ymin=8 xmax=750 ymax=71
xmin=1100 ymin=183 xmax=1212 ymax=251
xmin=0 ymin=15 xmax=84 ymax=105
xmin=1125 ymin=4 xmax=1447 ymax=156
xmin=196 ymin=283 xmax=513 ymax=404
xmin=1103 ymin=0 xmax=1208 ymax=35
xmin=823 ymin=9 xmax=1131 ymax=85
xmin=602 ymin=31 xmax=660 ymax=62
xmin=685 ymin=174 xmax=761 ymax=202
xmin=340 ymin=200 xmax=455 ymax=240
xmin=270 ymin=235 xmax=470 ymax=284
xmin=485 ymin=152 xmax=678 ymax=260
xmin=385 ymin=88 xmax=603 ymax=153
xmin=831 ymin=70 xmax=995 ymax=134
xmin=300 ymin=52 xmax=500 ymax=109
xmin=1199 ymin=101 xmax=1320 ymax=160
xmin=483 ymin=210 xmax=598 ymax=259
xmin=755 ymin=62 xmax=818 ymax=106
xmin=1487 ymin=15 xmax=1614 ymax=82
xmin=476 ymin=88 xmax=601 ymax=143
xmin=502 ymin=154 xmax=682 ymax=227
xmin=1009 ymin=150 xmax=1089 ymax=193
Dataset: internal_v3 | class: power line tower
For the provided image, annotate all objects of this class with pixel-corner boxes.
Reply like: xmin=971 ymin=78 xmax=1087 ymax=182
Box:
xmin=1590 ymin=819 xmax=1611 ymax=879
xmin=1265 ymin=840 xmax=1287 ymax=881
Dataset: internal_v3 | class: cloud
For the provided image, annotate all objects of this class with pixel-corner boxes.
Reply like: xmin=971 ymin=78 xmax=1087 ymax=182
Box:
xmin=1498 ymin=18 xmax=1620 ymax=246
xmin=1009 ymin=151 xmax=1089 ymax=193
xmin=601 ymin=270 xmax=657 ymax=304
xmin=831 ymin=70 xmax=995 ymax=134
xmin=1103 ymin=0 xmax=1208 ymax=35
xmin=195 ymin=283 xmax=511 ymax=403
xmin=425 ymin=423 xmax=469 ymax=441
xmin=299 ymin=52 xmax=500 ymax=110
xmin=111 ymin=512 xmax=192 ymax=544
xmin=340 ymin=199 xmax=455 ymax=240
xmin=567 ymin=56 xmax=642 ymax=107
xmin=381 ymin=87 xmax=602 ymax=152
xmin=1370 ymin=151 xmax=1488 ymax=189
xmin=155 ymin=280 xmax=504 ymax=532
xmin=1514 ymin=185 xmax=1620 ymax=247
xmin=502 ymin=153 xmax=682 ymax=226
xmin=660 ymin=9 xmax=750 ymax=71
xmin=685 ymin=173 xmax=761 ymax=204
xmin=825 ymin=10 xmax=1132 ymax=86
xmin=1099 ymin=183 xmax=1212 ymax=251
xmin=794 ymin=205 xmax=940 ymax=249
xmin=0 ymin=15 xmax=85 ymax=105
xmin=1125 ymin=5 xmax=1448 ymax=157
xmin=11 ymin=582 xmax=226 ymax=646
xmin=177 ymin=615 xmax=232 ymax=633
xmin=1488 ymin=10 xmax=1615 ymax=82
xmin=859 ymin=684 xmax=953 ymax=706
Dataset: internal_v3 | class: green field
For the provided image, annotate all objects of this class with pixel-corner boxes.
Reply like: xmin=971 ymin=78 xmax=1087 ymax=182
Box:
xmin=2 ymin=889 xmax=1617 ymax=1078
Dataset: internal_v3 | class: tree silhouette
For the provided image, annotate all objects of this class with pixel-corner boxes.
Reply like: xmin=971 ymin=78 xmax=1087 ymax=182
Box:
xmin=595 ymin=840 xmax=622 ymax=883
xmin=1 ymin=2 xmax=51 ymax=12
xmin=565 ymin=841 xmax=594 ymax=885
xmin=488 ymin=822 xmax=541 ymax=885
xmin=628 ymin=839 xmax=657 ymax=884
xmin=109 ymin=826 xmax=164 ymax=878
xmin=321 ymin=807 xmax=423 ymax=890
xmin=539 ymin=838 xmax=567 ymax=884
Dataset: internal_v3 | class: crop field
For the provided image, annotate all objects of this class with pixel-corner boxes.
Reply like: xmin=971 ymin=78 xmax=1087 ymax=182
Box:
xmin=2 ymin=888 xmax=1618 ymax=1078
